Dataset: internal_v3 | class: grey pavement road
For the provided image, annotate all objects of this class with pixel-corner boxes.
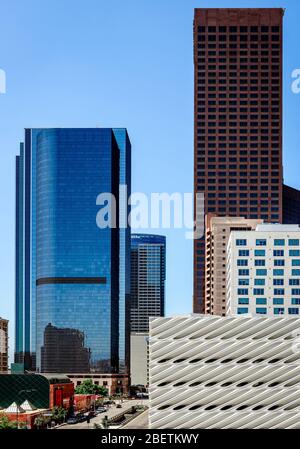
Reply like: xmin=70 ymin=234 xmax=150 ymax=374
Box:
xmin=121 ymin=410 xmax=149 ymax=429
xmin=59 ymin=399 xmax=149 ymax=430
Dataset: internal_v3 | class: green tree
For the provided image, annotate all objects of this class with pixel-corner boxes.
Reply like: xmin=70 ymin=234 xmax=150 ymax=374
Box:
xmin=75 ymin=379 xmax=108 ymax=396
xmin=51 ymin=406 xmax=67 ymax=424
xmin=34 ymin=415 xmax=50 ymax=429
xmin=0 ymin=414 xmax=18 ymax=429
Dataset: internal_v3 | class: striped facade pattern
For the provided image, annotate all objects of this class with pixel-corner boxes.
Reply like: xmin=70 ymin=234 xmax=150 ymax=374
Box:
xmin=149 ymin=315 xmax=300 ymax=428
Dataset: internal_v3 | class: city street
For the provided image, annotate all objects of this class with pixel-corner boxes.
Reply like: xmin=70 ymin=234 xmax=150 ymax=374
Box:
xmin=59 ymin=400 xmax=149 ymax=429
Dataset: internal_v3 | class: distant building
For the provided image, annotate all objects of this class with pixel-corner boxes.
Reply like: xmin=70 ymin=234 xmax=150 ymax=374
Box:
xmin=67 ymin=374 xmax=129 ymax=396
xmin=15 ymin=128 xmax=131 ymax=374
xmin=227 ymin=224 xmax=300 ymax=316
xmin=0 ymin=318 xmax=8 ymax=372
xmin=149 ymin=314 xmax=300 ymax=429
xmin=193 ymin=8 xmax=284 ymax=313
xmin=131 ymin=234 xmax=166 ymax=333
xmin=205 ymin=215 xmax=263 ymax=315
xmin=283 ymin=184 xmax=300 ymax=225
xmin=130 ymin=333 xmax=148 ymax=386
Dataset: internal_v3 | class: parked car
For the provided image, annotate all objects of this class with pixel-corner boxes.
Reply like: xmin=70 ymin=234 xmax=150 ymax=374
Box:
xmin=116 ymin=404 xmax=122 ymax=409
xmin=96 ymin=407 xmax=107 ymax=414
xmin=66 ymin=417 xmax=78 ymax=425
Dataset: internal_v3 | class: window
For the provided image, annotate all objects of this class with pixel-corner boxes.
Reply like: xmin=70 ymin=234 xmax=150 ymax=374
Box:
xmin=292 ymin=260 xmax=300 ymax=266
xmin=274 ymin=288 xmax=285 ymax=295
xmin=292 ymin=289 xmax=300 ymax=296
xmin=289 ymin=279 xmax=300 ymax=286
xmin=253 ymin=288 xmax=264 ymax=295
xmin=256 ymin=269 xmax=267 ymax=276
xmin=289 ymin=239 xmax=300 ymax=246
xmin=239 ymin=250 xmax=250 ymax=256
xmin=273 ymin=250 xmax=284 ymax=257
xmin=255 ymin=250 xmax=265 ymax=256
xmin=274 ymin=260 xmax=285 ymax=266
xmin=239 ymin=269 xmax=249 ymax=276
xmin=237 ymin=260 xmax=248 ymax=266
xmin=255 ymin=260 xmax=265 ymax=266
xmin=274 ymin=308 xmax=285 ymax=315
xmin=288 ymin=308 xmax=299 ymax=315
xmin=292 ymin=298 xmax=300 ymax=305
xmin=256 ymin=239 xmax=267 ymax=246
xmin=256 ymin=298 xmax=267 ymax=305
xmin=273 ymin=269 xmax=284 ymax=276
xmin=273 ymin=279 xmax=284 ymax=286
xmin=273 ymin=298 xmax=284 ymax=305
xmin=239 ymin=279 xmax=249 ymax=286
xmin=238 ymin=298 xmax=249 ymax=305
xmin=255 ymin=279 xmax=265 ymax=286
xmin=236 ymin=239 xmax=247 ymax=246
xmin=290 ymin=250 xmax=300 ymax=257
xmin=237 ymin=307 xmax=248 ymax=314
xmin=238 ymin=289 xmax=248 ymax=295
xmin=292 ymin=269 xmax=300 ymax=276
xmin=274 ymin=239 xmax=285 ymax=246
xmin=256 ymin=307 xmax=267 ymax=314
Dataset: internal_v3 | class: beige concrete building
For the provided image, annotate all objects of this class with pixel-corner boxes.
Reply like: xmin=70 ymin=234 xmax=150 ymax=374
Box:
xmin=0 ymin=318 xmax=8 ymax=372
xmin=205 ymin=215 xmax=263 ymax=315
xmin=130 ymin=333 xmax=148 ymax=386
xmin=66 ymin=373 xmax=129 ymax=396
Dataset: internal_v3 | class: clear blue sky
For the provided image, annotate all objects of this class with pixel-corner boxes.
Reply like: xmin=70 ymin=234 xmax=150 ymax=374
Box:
xmin=0 ymin=0 xmax=299 ymax=360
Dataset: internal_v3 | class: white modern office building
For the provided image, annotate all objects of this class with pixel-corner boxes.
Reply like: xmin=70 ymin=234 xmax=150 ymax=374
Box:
xmin=227 ymin=224 xmax=300 ymax=316
xmin=149 ymin=314 xmax=300 ymax=429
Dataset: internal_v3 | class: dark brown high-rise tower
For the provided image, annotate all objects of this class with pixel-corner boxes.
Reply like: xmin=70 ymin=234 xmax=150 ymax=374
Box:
xmin=193 ymin=8 xmax=284 ymax=313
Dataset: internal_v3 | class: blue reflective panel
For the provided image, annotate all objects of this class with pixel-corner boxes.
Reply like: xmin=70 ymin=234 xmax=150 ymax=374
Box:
xmin=254 ymin=279 xmax=265 ymax=286
xmin=239 ymin=269 xmax=249 ymax=276
xmin=292 ymin=289 xmax=300 ymax=296
xmin=239 ymin=250 xmax=249 ymax=256
xmin=236 ymin=239 xmax=247 ymax=246
xmin=239 ymin=279 xmax=249 ymax=286
xmin=274 ymin=239 xmax=285 ymax=246
xmin=253 ymin=288 xmax=264 ymax=295
xmin=289 ymin=250 xmax=300 ymax=257
xmin=255 ymin=260 xmax=265 ymax=266
xmin=292 ymin=298 xmax=300 ymax=305
xmin=289 ymin=239 xmax=300 ymax=246
xmin=274 ymin=288 xmax=285 ymax=295
xmin=273 ymin=298 xmax=284 ymax=305
xmin=274 ymin=308 xmax=285 ymax=315
xmin=256 ymin=239 xmax=267 ymax=246
xmin=273 ymin=250 xmax=284 ymax=257
xmin=273 ymin=279 xmax=284 ymax=286
xmin=256 ymin=307 xmax=267 ymax=314
xmin=237 ymin=289 xmax=248 ymax=295
xmin=288 ymin=308 xmax=299 ymax=315
xmin=256 ymin=269 xmax=267 ymax=276
xmin=274 ymin=260 xmax=285 ymax=266
xmin=255 ymin=250 xmax=265 ymax=256
xmin=273 ymin=269 xmax=284 ymax=276
xmin=292 ymin=270 xmax=300 ymax=276
xmin=238 ymin=298 xmax=249 ymax=305
xmin=292 ymin=260 xmax=300 ymax=266
xmin=289 ymin=279 xmax=300 ymax=286
xmin=256 ymin=298 xmax=267 ymax=305
xmin=237 ymin=307 xmax=248 ymax=314
xmin=237 ymin=260 xmax=248 ymax=266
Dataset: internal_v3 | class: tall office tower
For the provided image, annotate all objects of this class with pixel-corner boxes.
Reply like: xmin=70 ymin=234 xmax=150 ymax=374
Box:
xmin=193 ymin=8 xmax=284 ymax=313
xmin=205 ymin=215 xmax=262 ymax=315
xmin=130 ymin=234 xmax=166 ymax=333
xmin=227 ymin=224 xmax=300 ymax=316
xmin=130 ymin=234 xmax=165 ymax=387
xmin=15 ymin=128 xmax=131 ymax=374
xmin=283 ymin=184 xmax=300 ymax=225
xmin=149 ymin=314 xmax=300 ymax=429
xmin=0 ymin=318 xmax=8 ymax=372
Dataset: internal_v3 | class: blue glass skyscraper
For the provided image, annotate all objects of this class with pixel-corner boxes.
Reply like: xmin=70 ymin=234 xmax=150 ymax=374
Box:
xmin=15 ymin=128 xmax=131 ymax=374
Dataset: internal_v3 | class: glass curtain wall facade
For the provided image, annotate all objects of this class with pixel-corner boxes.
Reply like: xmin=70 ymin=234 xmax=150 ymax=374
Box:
xmin=131 ymin=234 xmax=166 ymax=333
xmin=15 ymin=128 xmax=131 ymax=374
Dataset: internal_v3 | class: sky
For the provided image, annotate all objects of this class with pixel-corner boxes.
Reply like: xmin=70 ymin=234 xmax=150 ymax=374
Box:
xmin=0 ymin=0 xmax=299 ymax=361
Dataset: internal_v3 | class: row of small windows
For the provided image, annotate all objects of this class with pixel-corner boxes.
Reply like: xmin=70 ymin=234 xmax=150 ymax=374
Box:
xmin=237 ymin=307 xmax=299 ymax=315
xmin=238 ymin=288 xmax=300 ymax=296
xmin=238 ymin=298 xmax=300 ymax=306
xmin=237 ymin=239 xmax=300 ymax=246
xmin=237 ymin=260 xmax=300 ymax=267
xmin=198 ymin=34 xmax=280 ymax=42
xmin=238 ymin=279 xmax=300 ymax=286
xmin=239 ymin=269 xmax=300 ymax=276
xmin=197 ymin=26 xmax=280 ymax=33
xmin=238 ymin=250 xmax=300 ymax=257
